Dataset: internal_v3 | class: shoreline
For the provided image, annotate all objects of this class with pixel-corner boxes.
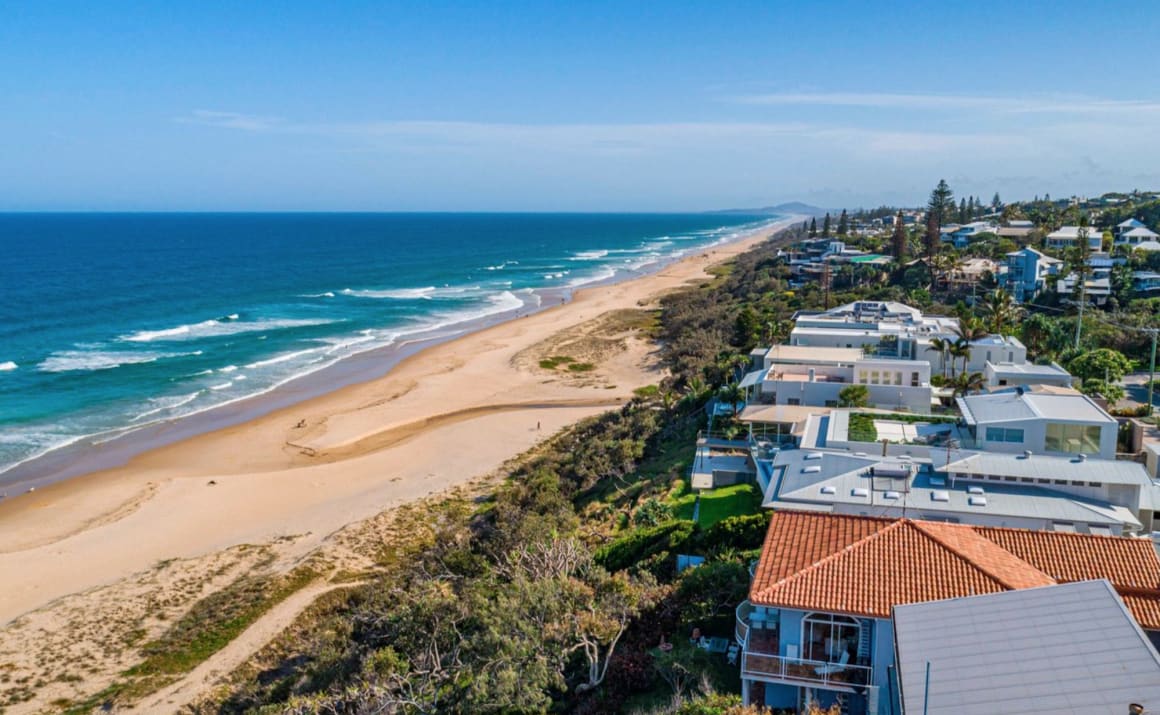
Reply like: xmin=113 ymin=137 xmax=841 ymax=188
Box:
xmin=0 ymin=218 xmax=781 ymax=494
xmin=0 ymin=216 xmax=798 ymax=628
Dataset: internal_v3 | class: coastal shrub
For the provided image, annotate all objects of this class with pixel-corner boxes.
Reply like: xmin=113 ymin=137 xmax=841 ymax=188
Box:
xmin=673 ymin=560 xmax=751 ymax=625
xmin=539 ymin=355 xmax=576 ymax=369
xmin=568 ymin=361 xmax=597 ymax=372
xmin=595 ymin=520 xmax=697 ymax=573
xmin=634 ymin=497 xmax=674 ymax=527
xmin=699 ymin=512 xmax=771 ymax=553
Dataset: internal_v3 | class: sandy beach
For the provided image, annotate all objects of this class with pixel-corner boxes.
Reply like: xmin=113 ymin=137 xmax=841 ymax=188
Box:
xmin=0 ymin=217 xmax=795 ymax=711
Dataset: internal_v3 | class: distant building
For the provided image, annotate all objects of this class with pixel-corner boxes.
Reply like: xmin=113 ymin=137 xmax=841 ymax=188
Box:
xmin=1001 ymin=247 xmax=1061 ymax=302
xmin=996 ymin=219 xmax=1036 ymax=240
xmin=1134 ymin=271 xmax=1160 ymax=294
xmin=956 ymin=385 xmax=1118 ymax=459
xmin=1045 ymin=225 xmax=1104 ymax=251
xmin=945 ymin=221 xmax=997 ymax=249
xmin=1117 ymin=226 xmax=1160 ymax=250
xmin=892 ymin=580 xmax=1160 ymax=714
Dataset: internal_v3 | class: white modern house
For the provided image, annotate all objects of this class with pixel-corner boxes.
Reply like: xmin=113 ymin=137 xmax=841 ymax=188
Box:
xmin=1116 ymin=226 xmax=1160 ymax=247
xmin=1045 ymin=225 xmax=1104 ymax=251
xmin=789 ymin=301 xmax=1027 ymax=375
xmin=742 ymin=345 xmax=933 ymax=412
xmin=1001 ymin=247 xmax=1061 ymax=302
xmin=956 ymin=385 xmax=1119 ymax=459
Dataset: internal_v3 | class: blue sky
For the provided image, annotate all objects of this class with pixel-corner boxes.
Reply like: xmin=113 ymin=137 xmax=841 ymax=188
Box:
xmin=2 ymin=1 xmax=1159 ymax=211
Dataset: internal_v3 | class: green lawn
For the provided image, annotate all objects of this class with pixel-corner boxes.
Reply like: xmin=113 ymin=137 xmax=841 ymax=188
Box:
xmin=671 ymin=482 xmax=761 ymax=526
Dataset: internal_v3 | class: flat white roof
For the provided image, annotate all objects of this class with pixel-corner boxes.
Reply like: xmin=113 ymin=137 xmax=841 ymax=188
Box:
xmin=958 ymin=388 xmax=1114 ymax=425
xmin=764 ymin=345 xmax=863 ymax=363
xmin=985 ymin=361 xmax=1071 ymax=378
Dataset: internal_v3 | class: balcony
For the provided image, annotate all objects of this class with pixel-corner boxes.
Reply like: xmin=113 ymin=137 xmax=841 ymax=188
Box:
xmin=741 ymin=651 xmax=872 ymax=690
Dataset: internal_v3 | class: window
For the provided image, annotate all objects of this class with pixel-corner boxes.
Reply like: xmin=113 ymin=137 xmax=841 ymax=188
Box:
xmin=894 ymin=372 xmax=902 ymax=386
xmin=911 ymin=371 xmax=920 ymax=387
xmin=985 ymin=427 xmax=1024 ymax=443
xmin=858 ymin=370 xmax=867 ymax=384
xmin=787 ymin=398 xmax=801 ymax=406
xmin=870 ymin=371 xmax=880 ymax=385
xmin=1045 ymin=423 xmax=1102 ymax=454
xmin=802 ymin=613 xmax=862 ymax=665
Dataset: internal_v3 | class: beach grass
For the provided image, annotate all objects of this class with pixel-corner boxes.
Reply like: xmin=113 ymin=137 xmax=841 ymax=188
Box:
xmin=58 ymin=565 xmax=318 ymax=714
xmin=538 ymin=355 xmax=576 ymax=370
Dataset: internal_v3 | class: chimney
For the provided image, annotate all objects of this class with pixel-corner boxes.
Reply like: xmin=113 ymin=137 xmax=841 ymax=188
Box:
xmin=808 ymin=368 xmax=816 ymax=382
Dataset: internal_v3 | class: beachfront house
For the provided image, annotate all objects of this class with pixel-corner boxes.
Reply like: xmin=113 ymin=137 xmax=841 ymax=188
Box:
xmin=1134 ymin=271 xmax=1160 ymax=294
xmin=1001 ymin=247 xmax=1061 ymax=302
xmin=736 ymin=511 xmax=1160 ymax=713
xmin=741 ymin=345 xmax=932 ymax=413
xmin=956 ymin=385 xmax=1118 ymax=459
xmin=1116 ymin=226 xmax=1160 ymax=251
xmin=1045 ymin=225 xmax=1104 ymax=251
xmin=945 ymin=221 xmax=996 ymax=249
xmin=753 ymin=448 xmax=1145 ymax=534
xmin=891 ymin=580 xmax=1160 ymax=714
xmin=788 ymin=301 xmax=1027 ymax=374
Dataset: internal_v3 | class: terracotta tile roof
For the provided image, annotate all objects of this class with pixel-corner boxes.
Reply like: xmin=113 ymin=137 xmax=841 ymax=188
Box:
xmin=749 ymin=511 xmax=1160 ymax=626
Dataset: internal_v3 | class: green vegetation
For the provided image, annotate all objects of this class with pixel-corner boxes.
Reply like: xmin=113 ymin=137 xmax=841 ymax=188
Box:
xmin=568 ymin=361 xmax=597 ymax=372
xmin=838 ymin=384 xmax=870 ymax=408
xmin=60 ymin=566 xmax=318 ymax=714
xmin=671 ymin=483 xmax=762 ymax=526
xmin=848 ymin=413 xmax=877 ymax=442
xmin=539 ymin=354 xmax=576 ymax=369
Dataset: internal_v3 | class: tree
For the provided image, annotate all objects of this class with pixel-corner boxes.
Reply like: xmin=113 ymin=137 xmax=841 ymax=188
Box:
xmin=838 ymin=384 xmax=870 ymax=408
xmin=822 ymin=212 xmax=832 ymax=237
xmin=958 ymin=197 xmax=968 ymax=224
xmin=1068 ymin=348 xmax=1133 ymax=383
xmin=1080 ymin=379 xmax=1125 ymax=405
xmin=926 ymin=336 xmax=953 ymax=379
xmin=924 ymin=212 xmax=939 ymax=263
xmin=717 ymin=382 xmax=745 ymax=415
xmin=809 ymin=217 xmax=818 ymax=237
xmin=732 ymin=306 xmax=761 ymax=351
xmin=927 ymin=179 xmax=955 ymax=230
xmin=890 ymin=211 xmax=907 ymax=262
xmin=982 ymin=288 xmax=1020 ymax=335
xmin=991 ymin=192 xmax=1002 ymax=211
xmin=949 ymin=339 xmax=973 ymax=378
xmin=951 ymin=371 xmax=985 ymax=397
xmin=837 ymin=209 xmax=849 ymax=236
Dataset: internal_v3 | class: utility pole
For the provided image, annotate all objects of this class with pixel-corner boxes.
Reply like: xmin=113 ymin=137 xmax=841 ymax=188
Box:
xmin=1073 ymin=279 xmax=1086 ymax=350
xmin=1148 ymin=328 xmax=1158 ymax=417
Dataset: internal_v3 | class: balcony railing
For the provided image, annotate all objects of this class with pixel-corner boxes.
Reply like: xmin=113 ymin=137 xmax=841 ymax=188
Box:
xmin=735 ymin=600 xmax=754 ymax=645
xmin=741 ymin=651 xmax=871 ymax=689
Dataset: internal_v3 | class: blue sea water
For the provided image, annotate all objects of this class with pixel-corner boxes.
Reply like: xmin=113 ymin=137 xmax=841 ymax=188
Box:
xmin=0 ymin=212 xmax=773 ymax=478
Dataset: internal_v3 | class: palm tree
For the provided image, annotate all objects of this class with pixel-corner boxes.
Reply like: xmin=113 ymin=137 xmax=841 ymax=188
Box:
xmin=717 ymin=382 xmax=746 ymax=416
xmin=949 ymin=339 xmax=972 ymax=378
xmin=951 ymin=371 xmax=985 ymax=397
xmin=954 ymin=317 xmax=989 ymax=343
xmin=982 ymin=288 xmax=1020 ymax=335
xmin=926 ymin=337 xmax=952 ymax=379
xmin=681 ymin=376 xmax=711 ymax=408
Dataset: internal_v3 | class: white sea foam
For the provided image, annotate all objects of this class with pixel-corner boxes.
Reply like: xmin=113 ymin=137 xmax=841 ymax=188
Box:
xmin=245 ymin=348 xmax=325 ymax=370
xmin=301 ymin=291 xmax=336 ymax=298
xmin=37 ymin=350 xmax=195 ymax=373
xmin=570 ymin=249 xmax=609 ymax=261
xmin=129 ymin=392 xmax=202 ymax=422
xmin=567 ymin=266 xmax=618 ymax=287
xmin=121 ymin=317 xmax=337 ymax=342
xmin=218 ymin=365 xmax=238 ymax=373
xmin=341 ymin=286 xmax=436 ymax=299
xmin=209 ymin=382 xmax=233 ymax=390
xmin=0 ymin=361 xmax=16 ymax=372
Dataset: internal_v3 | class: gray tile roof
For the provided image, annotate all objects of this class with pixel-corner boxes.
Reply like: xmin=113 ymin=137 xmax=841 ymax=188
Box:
xmin=958 ymin=388 xmax=1114 ymax=425
xmin=934 ymin=450 xmax=1150 ymax=486
xmin=893 ymin=580 xmax=1160 ymax=715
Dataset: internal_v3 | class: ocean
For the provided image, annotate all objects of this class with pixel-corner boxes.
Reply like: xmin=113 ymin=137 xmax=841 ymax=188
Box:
xmin=0 ymin=212 xmax=773 ymax=487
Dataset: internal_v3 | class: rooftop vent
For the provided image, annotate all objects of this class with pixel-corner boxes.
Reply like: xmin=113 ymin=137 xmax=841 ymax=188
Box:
xmin=967 ymin=486 xmax=984 ymax=495
xmin=931 ymin=490 xmax=950 ymax=502
xmin=930 ymin=476 xmax=946 ymax=487
xmin=820 ymin=485 xmax=836 ymax=495
xmin=804 ymin=452 xmax=823 ymax=460
xmin=968 ymin=496 xmax=987 ymax=507
xmin=851 ymin=487 xmax=869 ymax=497
xmin=802 ymin=465 xmax=822 ymax=474
xmin=1020 ymin=450 xmax=1033 ymax=459
xmin=1076 ymin=453 xmax=1088 ymax=462
xmin=884 ymin=491 xmax=901 ymax=500
xmin=853 ymin=452 xmax=868 ymax=457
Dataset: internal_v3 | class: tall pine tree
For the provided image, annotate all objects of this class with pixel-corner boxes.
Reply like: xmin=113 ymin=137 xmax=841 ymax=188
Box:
xmin=837 ymin=209 xmax=849 ymax=236
xmin=809 ymin=217 xmax=818 ymax=237
xmin=991 ymin=192 xmax=1002 ymax=211
xmin=891 ymin=211 xmax=907 ymax=262
xmin=822 ymin=213 xmax=832 ymax=237
xmin=958 ymin=197 xmax=968 ymax=224
xmin=927 ymin=179 xmax=955 ymax=231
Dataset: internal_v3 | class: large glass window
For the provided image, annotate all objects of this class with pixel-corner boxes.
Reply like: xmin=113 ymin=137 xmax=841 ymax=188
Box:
xmin=985 ymin=427 xmax=1024 ymax=443
xmin=1045 ymin=423 xmax=1102 ymax=454
xmin=802 ymin=612 xmax=862 ymax=664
